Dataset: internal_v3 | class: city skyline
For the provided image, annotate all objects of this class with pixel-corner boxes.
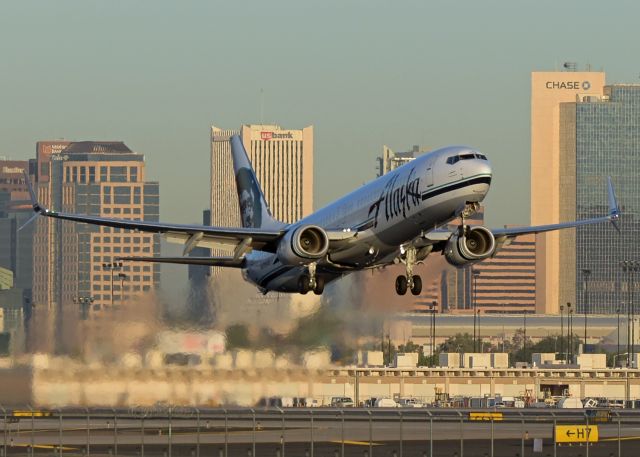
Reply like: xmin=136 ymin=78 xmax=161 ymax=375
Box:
xmin=2 ymin=1 xmax=640 ymax=231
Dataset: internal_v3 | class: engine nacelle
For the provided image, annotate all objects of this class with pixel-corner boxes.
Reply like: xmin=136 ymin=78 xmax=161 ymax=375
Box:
xmin=277 ymin=225 xmax=329 ymax=265
xmin=444 ymin=226 xmax=496 ymax=267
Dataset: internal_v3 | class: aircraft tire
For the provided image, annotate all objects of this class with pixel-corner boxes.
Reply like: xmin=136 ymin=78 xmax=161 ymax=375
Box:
xmin=313 ymin=277 xmax=325 ymax=295
xmin=298 ymin=275 xmax=311 ymax=294
xmin=411 ymin=275 xmax=422 ymax=295
xmin=395 ymin=275 xmax=408 ymax=295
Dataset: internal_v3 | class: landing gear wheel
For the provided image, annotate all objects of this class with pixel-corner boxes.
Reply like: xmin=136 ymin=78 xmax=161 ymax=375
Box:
xmin=410 ymin=275 xmax=422 ymax=295
xmin=395 ymin=275 xmax=408 ymax=295
xmin=313 ymin=277 xmax=325 ymax=295
xmin=298 ymin=275 xmax=311 ymax=294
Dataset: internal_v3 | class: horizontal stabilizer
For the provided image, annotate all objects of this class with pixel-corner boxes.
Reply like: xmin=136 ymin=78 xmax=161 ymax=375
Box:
xmin=115 ymin=256 xmax=246 ymax=268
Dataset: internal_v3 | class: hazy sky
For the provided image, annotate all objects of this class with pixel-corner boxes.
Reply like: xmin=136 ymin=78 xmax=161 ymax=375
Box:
xmin=1 ymin=0 xmax=639 ymax=229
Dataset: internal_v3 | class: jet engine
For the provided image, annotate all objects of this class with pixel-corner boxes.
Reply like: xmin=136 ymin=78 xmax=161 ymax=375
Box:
xmin=444 ymin=226 xmax=496 ymax=267
xmin=277 ymin=225 xmax=329 ymax=265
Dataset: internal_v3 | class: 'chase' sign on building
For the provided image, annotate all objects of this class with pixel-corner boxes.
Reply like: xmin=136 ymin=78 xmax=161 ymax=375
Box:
xmin=546 ymin=81 xmax=591 ymax=90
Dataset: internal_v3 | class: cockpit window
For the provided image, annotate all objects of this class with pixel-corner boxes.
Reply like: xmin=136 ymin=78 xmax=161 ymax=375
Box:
xmin=448 ymin=153 xmax=488 ymax=164
xmin=447 ymin=153 xmax=487 ymax=164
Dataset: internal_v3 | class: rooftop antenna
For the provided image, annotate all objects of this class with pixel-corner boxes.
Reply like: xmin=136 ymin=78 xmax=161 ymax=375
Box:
xmin=260 ymin=88 xmax=264 ymax=125
xmin=563 ymin=62 xmax=577 ymax=72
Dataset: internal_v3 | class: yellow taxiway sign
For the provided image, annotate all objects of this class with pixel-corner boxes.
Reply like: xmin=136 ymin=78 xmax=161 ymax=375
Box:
xmin=555 ymin=425 xmax=598 ymax=443
xmin=469 ymin=412 xmax=503 ymax=421
xmin=12 ymin=411 xmax=52 ymax=417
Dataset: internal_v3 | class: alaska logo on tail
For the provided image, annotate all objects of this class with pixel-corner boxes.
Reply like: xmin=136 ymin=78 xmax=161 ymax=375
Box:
xmin=230 ymin=135 xmax=284 ymax=230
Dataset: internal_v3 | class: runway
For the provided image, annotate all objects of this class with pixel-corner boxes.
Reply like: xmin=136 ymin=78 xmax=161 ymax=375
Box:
xmin=2 ymin=408 xmax=640 ymax=456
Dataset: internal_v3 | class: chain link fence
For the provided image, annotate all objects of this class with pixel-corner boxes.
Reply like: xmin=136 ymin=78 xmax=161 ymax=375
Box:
xmin=1 ymin=406 xmax=639 ymax=457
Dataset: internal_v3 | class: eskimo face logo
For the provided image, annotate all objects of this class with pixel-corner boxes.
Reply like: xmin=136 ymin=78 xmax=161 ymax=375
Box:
xmin=236 ymin=168 xmax=262 ymax=228
xmin=582 ymin=81 xmax=591 ymax=90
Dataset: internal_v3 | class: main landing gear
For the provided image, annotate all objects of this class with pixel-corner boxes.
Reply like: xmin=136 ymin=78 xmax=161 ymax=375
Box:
xmin=298 ymin=263 xmax=324 ymax=295
xmin=395 ymin=246 xmax=422 ymax=296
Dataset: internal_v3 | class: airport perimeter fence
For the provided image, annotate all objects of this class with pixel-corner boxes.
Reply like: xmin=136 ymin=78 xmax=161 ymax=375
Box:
xmin=2 ymin=406 xmax=640 ymax=457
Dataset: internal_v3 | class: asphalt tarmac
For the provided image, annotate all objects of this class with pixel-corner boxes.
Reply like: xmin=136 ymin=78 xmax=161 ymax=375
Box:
xmin=2 ymin=409 xmax=640 ymax=457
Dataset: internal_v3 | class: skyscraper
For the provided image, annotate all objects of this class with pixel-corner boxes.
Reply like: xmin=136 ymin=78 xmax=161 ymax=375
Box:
xmin=211 ymin=124 xmax=313 ymax=226
xmin=558 ymin=84 xmax=640 ymax=313
xmin=210 ymin=127 xmax=239 ymax=230
xmin=530 ymin=70 xmax=606 ymax=313
xmin=32 ymin=141 xmax=160 ymax=311
xmin=0 ymin=160 xmax=33 ymax=352
xmin=210 ymin=124 xmax=313 ymax=268
xmin=376 ymin=145 xmax=425 ymax=177
xmin=0 ymin=159 xmax=32 ymax=292
xmin=472 ymin=232 xmax=537 ymax=314
xmin=209 ymin=124 xmax=316 ymax=328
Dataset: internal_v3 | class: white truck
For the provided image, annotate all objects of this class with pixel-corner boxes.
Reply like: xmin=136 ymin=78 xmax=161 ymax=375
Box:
xmin=557 ymin=397 xmax=584 ymax=409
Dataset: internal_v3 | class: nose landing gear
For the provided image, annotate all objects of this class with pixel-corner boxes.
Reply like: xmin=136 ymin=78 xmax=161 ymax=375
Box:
xmin=395 ymin=246 xmax=422 ymax=295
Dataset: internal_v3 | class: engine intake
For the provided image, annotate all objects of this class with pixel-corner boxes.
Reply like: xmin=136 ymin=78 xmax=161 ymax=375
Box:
xmin=277 ymin=225 xmax=329 ymax=265
xmin=444 ymin=226 xmax=496 ymax=267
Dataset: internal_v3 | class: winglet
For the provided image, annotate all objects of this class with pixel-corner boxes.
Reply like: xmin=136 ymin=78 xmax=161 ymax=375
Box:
xmin=607 ymin=176 xmax=621 ymax=232
xmin=23 ymin=171 xmax=43 ymax=214
xmin=18 ymin=171 xmax=44 ymax=232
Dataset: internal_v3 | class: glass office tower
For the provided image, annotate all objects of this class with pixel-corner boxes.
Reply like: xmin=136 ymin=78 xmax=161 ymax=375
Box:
xmin=560 ymin=85 xmax=640 ymax=313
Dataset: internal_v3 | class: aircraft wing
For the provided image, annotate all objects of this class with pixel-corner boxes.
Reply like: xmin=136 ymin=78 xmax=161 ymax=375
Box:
xmin=490 ymin=176 xmax=620 ymax=238
xmin=23 ymin=172 xmax=284 ymax=254
xmin=115 ymin=256 xmax=246 ymax=267
xmin=420 ymin=176 xmax=620 ymax=249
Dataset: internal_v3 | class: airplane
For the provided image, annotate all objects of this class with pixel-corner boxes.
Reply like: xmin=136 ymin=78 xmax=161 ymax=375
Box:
xmin=24 ymin=136 xmax=621 ymax=296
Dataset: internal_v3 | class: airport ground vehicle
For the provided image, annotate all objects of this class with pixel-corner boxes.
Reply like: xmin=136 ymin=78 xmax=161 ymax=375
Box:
xmin=557 ymin=397 xmax=584 ymax=408
xmin=330 ymin=397 xmax=354 ymax=407
xmin=397 ymin=397 xmax=424 ymax=408
xmin=375 ymin=398 xmax=399 ymax=408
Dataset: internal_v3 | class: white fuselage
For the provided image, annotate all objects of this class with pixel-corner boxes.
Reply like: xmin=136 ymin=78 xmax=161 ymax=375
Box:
xmin=244 ymin=146 xmax=493 ymax=293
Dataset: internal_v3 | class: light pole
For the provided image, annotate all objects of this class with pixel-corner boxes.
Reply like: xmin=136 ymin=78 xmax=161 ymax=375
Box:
xmin=620 ymin=261 xmax=639 ymax=367
xmin=617 ymin=306 xmax=621 ymax=366
xmin=429 ymin=301 xmax=436 ymax=366
xmin=569 ymin=306 xmax=574 ymax=363
xmin=118 ymin=273 xmax=128 ymax=307
xmin=523 ymin=312 xmax=527 ymax=364
xmin=477 ymin=309 xmax=482 ymax=353
xmin=473 ymin=270 xmax=481 ymax=352
xmin=632 ymin=262 xmax=639 ymax=367
xmin=560 ymin=304 xmax=565 ymax=363
xmin=581 ymin=269 xmax=591 ymax=352
xmin=102 ymin=262 xmax=123 ymax=308
xmin=73 ymin=296 xmax=94 ymax=320
xmin=566 ymin=303 xmax=573 ymax=363
xmin=623 ymin=261 xmax=631 ymax=366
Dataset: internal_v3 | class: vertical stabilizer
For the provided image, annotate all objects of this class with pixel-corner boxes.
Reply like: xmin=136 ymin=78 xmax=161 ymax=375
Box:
xmin=230 ymin=135 xmax=284 ymax=229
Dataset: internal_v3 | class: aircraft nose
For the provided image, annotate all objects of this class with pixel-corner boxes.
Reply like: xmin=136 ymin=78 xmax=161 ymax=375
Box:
xmin=465 ymin=155 xmax=492 ymax=179
xmin=479 ymin=159 xmax=492 ymax=178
